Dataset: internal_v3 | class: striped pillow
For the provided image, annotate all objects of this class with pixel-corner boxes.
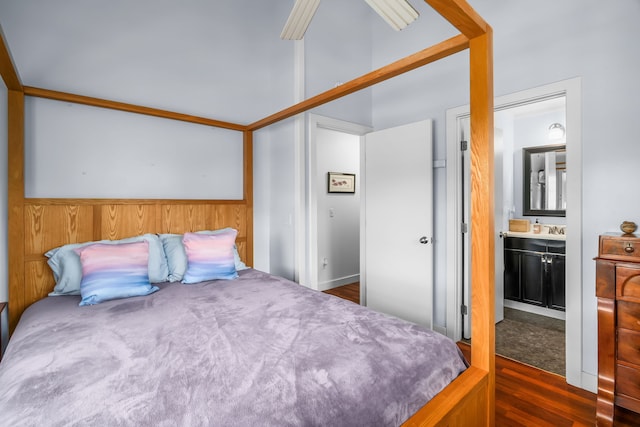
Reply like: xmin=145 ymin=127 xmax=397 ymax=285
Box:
xmin=75 ymin=241 xmax=159 ymax=306
xmin=182 ymin=229 xmax=239 ymax=284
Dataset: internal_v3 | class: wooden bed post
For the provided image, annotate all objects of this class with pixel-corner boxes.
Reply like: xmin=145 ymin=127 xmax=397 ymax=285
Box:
xmin=243 ymin=130 xmax=254 ymax=268
xmin=7 ymin=89 xmax=25 ymax=333
xmin=469 ymin=28 xmax=495 ymax=426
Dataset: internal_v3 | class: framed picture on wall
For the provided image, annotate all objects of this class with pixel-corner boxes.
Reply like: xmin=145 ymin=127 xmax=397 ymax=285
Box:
xmin=328 ymin=172 xmax=355 ymax=193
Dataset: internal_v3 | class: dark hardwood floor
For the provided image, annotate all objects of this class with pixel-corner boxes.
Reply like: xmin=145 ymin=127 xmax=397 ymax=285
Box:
xmin=323 ymin=283 xmax=639 ymax=427
xmin=323 ymin=282 xmax=360 ymax=304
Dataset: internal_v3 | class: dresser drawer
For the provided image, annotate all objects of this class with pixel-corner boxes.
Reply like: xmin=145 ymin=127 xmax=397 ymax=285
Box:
xmin=600 ymin=235 xmax=640 ymax=262
xmin=615 ymin=265 xmax=640 ymax=301
xmin=619 ymin=301 xmax=640 ymax=331
xmin=618 ymin=329 xmax=640 ymax=365
xmin=616 ymin=363 xmax=640 ymax=405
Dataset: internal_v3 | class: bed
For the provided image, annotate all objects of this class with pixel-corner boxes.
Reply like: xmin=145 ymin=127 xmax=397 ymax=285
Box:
xmin=1 ymin=1 xmax=495 ymax=425
xmin=0 ymin=265 xmax=468 ymax=426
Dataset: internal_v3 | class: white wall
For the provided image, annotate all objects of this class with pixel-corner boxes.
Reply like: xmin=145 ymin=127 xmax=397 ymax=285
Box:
xmin=0 ymin=0 xmax=293 ymax=124
xmin=512 ymin=108 xmax=566 ymax=224
xmin=369 ymin=0 xmax=640 ymax=382
xmin=316 ymin=128 xmax=360 ymax=290
xmin=24 ymin=97 xmax=243 ymax=199
xmin=264 ymin=119 xmax=297 ymax=280
xmin=304 ymin=0 xmax=374 ymax=127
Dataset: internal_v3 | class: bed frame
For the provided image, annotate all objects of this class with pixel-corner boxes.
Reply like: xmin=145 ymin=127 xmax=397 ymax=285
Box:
xmin=0 ymin=1 xmax=495 ymax=425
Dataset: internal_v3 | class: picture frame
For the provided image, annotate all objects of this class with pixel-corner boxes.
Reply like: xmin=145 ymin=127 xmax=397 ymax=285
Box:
xmin=328 ymin=172 xmax=355 ymax=193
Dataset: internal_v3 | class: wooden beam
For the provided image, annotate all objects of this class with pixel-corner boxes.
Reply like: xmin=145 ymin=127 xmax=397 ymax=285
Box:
xmin=469 ymin=27 xmax=495 ymax=426
xmin=23 ymin=86 xmax=248 ymax=132
xmin=0 ymin=29 xmax=22 ymax=91
xmin=7 ymin=89 xmax=24 ymax=332
xmin=424 ymin=0 xmax=488 ymax=39
xmin=248 ymin=33 xmax=469 ymax=131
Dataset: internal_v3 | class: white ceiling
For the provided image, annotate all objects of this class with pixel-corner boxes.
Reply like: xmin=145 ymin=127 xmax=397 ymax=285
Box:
xmin=0 ymin=0 xmax=298 ymax=124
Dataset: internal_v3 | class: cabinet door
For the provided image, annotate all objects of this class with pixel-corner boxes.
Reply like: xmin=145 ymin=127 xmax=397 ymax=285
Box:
xmin=522 ymin=251 xmax=545 ymax=306
xmin=504 ymin=249 xmax=521 ymax=301
xmin=548 ymin=254 xmax=566 ymax=310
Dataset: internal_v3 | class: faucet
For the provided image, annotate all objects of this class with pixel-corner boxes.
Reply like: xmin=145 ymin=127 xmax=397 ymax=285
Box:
xmin=546 ymin=225 xmax=565 ymax=235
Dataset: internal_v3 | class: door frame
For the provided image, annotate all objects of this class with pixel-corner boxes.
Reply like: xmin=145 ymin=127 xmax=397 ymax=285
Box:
xmin=303 ymin=114 xmax=371 ymax=291
xmin=445 ymin=78 xmax=590 ymax=390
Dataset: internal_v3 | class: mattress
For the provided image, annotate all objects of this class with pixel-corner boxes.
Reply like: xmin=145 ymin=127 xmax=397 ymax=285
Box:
xmin=0 ymin=269 xmax=467 ymax=426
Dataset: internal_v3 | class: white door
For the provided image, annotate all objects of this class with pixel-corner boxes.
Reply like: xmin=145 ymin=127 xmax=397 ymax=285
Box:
xmin=461 ymin=118 xmax=504 ymax=339
xmin=361 ymin=120 xmax=433 ymax=328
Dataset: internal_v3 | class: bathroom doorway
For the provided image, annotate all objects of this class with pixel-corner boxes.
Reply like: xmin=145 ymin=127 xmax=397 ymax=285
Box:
xmin=445 ymin=78 xmax=584 ymax=387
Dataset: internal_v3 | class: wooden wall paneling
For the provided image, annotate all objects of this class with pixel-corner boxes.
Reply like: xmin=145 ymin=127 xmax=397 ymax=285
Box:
xmin=24 ymin=261 xmax=54 ymax=307
xmin=208 ymin=204 xmax=246 ymax=235
xmin=161 ymin=204 xmax=209 ymax=234
xmin=8 ymin=90 xmax=25 ymax=332
xmin=24 ymin=205 xmax=94 ymax=256
xmin=99 ymin=204 xmax=160 ymax=239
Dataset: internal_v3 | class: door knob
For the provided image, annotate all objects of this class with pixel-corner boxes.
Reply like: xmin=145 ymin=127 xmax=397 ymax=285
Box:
xmin=419 ymin=236 xmax=431 ymax=244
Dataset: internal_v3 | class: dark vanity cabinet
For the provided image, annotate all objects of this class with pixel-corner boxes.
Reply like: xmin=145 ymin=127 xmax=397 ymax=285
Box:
xmin=504 ymin=237 xmax=566 ymax=310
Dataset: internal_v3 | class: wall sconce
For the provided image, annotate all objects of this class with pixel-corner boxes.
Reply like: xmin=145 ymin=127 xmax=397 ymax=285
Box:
xmin=548 ymin=123 xmax=565 ymax=140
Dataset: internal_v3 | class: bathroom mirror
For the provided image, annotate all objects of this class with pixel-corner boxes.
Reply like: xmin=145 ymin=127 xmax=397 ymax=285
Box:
xmin=523 ymin=144 xmax=566 ymax=217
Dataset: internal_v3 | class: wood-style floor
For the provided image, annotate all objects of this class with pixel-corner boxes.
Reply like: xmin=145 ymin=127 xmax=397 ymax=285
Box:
xmin=323 ymin=283 xmax=639 ymax=427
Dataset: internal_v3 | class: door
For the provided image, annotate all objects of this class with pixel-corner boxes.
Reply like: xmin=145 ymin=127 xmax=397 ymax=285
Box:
xmin=461 ymin=119 xmax=505 ymax=339
xmin=521 ymin=251 xmax=545 ymax=306
xmin=362 ymin=120 xmax=433 ymax=328
xmin=548 ymin=253 xmax=566 ymax=310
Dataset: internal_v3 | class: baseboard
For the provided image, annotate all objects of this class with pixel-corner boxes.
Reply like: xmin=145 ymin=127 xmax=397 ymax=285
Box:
xmin=433 ymin=324 xmax=447 ymax=336
xmin=318 ymin=274 xmax=360 ymax=292
xmin=581 ymin=372 xmax=597 ymax=393
xmin=503 ymin=300 xmax=566 ymax=320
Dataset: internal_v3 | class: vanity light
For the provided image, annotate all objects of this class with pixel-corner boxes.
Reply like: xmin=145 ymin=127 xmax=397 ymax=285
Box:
xmin=548 ymin=123 xmax=565 ymax=140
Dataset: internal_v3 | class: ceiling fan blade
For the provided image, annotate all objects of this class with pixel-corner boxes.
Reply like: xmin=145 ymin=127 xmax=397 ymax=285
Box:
xmin=281 ymin=0 xmax=321 ymax=40
xmin=364 ymin=0 xmax=419 ymax=31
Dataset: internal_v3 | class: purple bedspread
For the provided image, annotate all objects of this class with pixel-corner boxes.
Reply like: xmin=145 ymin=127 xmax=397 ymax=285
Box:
xmin=0 ymin=269 xmax=467 ymax=426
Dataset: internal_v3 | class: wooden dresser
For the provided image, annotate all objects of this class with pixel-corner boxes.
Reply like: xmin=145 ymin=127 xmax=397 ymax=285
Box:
xmin=596 ymin=233 xmax=640 ymax=425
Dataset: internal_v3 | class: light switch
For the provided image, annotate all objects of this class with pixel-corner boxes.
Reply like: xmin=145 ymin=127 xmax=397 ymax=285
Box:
xmin=329 ymin=208 xmax=335 ymax=218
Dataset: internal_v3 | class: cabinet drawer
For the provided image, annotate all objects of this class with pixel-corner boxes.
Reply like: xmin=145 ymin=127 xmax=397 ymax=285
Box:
xmin=600 ymin=235 xmax=640 ymax=261
xmin=616 ymin=265 xmax=640 ymax=301
xmin=619 ymin=301 xmax=640 ymax=331
xmin=504 ymin=237 xmax=546 ymax=252
xmin=618 ymin=329 xmax=640 ymax=365
xmin=616 ymin=363 xmax=640 ymax=402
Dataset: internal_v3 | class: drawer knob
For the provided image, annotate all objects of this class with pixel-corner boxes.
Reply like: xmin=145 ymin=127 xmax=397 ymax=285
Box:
xmin=624 ymin=243 xmax=635 ymax=253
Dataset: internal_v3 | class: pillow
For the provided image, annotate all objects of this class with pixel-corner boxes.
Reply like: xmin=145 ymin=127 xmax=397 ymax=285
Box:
xmin=182 ymin=229 xmax=239 ymax=284
xmin=46 ymin=234 xmax=169 ymax=296
xmin=74 ymin=241 xmax=159 ymax=306
xmin=159 ymin=228 xmax=247 ymax=282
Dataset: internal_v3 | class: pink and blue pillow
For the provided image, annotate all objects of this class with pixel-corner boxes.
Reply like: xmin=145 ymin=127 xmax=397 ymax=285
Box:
xmin=74 ymin=241 xmax=159 ymax=306
xmin=182 ymin=229 xmax=239 ymax=284
xmin=46 ymin=233 xmax=169 ymax=296
xmin=159 ymin=228 xmax=247 ymax=282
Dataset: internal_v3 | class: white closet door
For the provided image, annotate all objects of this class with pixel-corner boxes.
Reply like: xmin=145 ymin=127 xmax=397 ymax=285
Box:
xmin=362 ymin=119 xmax=433 ymax=328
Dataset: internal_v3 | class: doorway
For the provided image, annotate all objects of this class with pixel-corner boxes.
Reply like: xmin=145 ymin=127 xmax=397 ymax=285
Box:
xmin=305 ymin=115 xmax=370 ymax=292
xmin=445 ymin=78 xmax=586 ymax=389
xmin=306 ymin=115 xmax=435 ymax=329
